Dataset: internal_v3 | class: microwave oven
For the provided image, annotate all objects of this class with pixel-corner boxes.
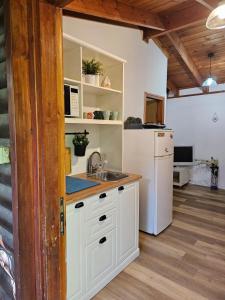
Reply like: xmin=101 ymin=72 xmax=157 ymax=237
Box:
xmin=64 ymin=84 xmax=80 ymax=117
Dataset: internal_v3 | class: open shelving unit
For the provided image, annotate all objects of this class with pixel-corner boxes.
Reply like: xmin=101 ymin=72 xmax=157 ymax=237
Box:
xmin=63 ymin=34 xmax=126 ymax=174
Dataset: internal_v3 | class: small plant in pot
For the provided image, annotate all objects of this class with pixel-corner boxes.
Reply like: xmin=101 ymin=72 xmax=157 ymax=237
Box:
xmin=73 ymin=134 xmax=89 ymax=157
xmin=82 ymin=58 xmax=103 ymax=86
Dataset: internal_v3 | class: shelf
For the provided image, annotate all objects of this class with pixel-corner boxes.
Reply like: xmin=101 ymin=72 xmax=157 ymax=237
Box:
xmin=64 ymin=77 xmax=81 ymax=85
xmin=83 ymin=82 xmax=122 ymax=96
xmin=65 ymin=118 xmax=123 ymax=125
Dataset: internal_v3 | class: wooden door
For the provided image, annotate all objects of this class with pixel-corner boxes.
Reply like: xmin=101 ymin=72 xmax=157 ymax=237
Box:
xmin=4 ymin=1 xmax=66 ymax=299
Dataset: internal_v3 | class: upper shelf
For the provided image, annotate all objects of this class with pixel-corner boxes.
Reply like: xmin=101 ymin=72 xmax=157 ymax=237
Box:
xmin=63 ymin=33 xmax=126 ymax=64
xmin=64 ymin=77 xmax=81 ymax=86
xmin=83 ymin=82 xmax=122 ymax=96
xmin=64 ymin=78 xmax=122 ymax=95
xmin=65 ymin=118 xmax=123 ymax=125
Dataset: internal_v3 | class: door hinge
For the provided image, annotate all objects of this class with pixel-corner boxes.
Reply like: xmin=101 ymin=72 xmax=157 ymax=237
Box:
xmin=60 ymin=197 xmax=65 ymax=236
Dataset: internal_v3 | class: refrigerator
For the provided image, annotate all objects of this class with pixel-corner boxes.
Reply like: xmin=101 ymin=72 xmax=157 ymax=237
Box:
xmin=123 ymin=129 xmax=174 ymax=235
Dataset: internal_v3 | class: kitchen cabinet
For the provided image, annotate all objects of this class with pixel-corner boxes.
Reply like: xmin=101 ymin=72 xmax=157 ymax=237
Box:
xmin=117 ymin=183 xmax=139 ymax=264
xmin=66 ymin=201 xmax=85 ymax=300
xmin=66 ymin=181 xmax=139 ymax=300
xmin=86 ymin=229 xmax=116 ymax=292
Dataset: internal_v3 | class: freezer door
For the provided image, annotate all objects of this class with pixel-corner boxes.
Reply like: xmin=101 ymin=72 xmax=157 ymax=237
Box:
xmin=154 ymin=155 xmax=173 ymax=235
xmin=155 ymin=131 xmax=174 ymax=157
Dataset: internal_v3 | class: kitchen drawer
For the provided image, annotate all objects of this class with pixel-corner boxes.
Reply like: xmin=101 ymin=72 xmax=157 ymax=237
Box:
xmin=86 ymin=208 xmax=116 ymax=245
xmin=86 ymin=229 xmax=116 ymax=292
xmin=85 ymin=189 xmax=117 ymax=221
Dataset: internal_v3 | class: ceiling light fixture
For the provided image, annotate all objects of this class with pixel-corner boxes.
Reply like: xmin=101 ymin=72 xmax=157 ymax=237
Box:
xmin=206 ymin=0 xmax=225 ymax=29
xmin=202 ymin=53 xmax=218 ymax=88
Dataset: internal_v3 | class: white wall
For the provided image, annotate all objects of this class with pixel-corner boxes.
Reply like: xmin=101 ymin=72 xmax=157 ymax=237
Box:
xmin=63 ymin=16 xmax=168 ymax=174
xmin=63 ymin=16 xmax=168 ymax=120
xmin=167 ymin=92 xmax=225 ymax=189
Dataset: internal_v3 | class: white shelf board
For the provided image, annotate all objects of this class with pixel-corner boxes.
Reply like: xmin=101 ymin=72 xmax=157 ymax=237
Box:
xmin=65 ymin=118 xmax=123 ymax=125
xmin=64 ymin=77 xmax=81 ymax=85
xmin=63 ymin=33 xmax=126 ymax=63
xmin=83 ymin=82 xmax=122 ymax=95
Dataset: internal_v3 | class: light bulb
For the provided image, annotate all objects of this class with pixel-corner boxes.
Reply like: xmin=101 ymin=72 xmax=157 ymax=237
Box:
xmin=207 ymin=78 xmax=213 ymax=85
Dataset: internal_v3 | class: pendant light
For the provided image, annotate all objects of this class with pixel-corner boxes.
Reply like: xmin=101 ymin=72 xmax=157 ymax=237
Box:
xmin=202 ymin=53 xmax=218 ymax=88
xmin=206 ymin=0 xmax=225 ymax=29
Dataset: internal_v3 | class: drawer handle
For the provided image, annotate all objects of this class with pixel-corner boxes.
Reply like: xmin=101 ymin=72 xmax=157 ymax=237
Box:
xmin=99 ymin=193 xmax=107 ymax=199
xmin=99 ymin=215 xmax=107 ymax=222
xmin=75 ymin=202 xmax=84 ymax=209
xmin=118 ymin=186 xmax=124 ymax=191
xmin=99 ymin=237 xmax=107 ymax=244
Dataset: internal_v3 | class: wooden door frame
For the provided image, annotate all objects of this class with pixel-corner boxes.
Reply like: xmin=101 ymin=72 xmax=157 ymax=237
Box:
xmin=144 ymin=92 xmax=165 ymax=124
xmin=7 ymin=1 xmax=65 ymax=299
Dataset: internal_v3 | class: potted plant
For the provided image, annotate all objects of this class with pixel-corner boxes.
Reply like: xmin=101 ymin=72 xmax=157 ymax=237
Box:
xmin=72 ymin=134 xmax=89 ymax=157
xmin=82 ymin=58 xmax=103 ymax=86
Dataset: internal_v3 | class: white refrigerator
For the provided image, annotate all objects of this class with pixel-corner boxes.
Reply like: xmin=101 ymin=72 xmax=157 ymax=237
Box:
xmin=123 ymin=129 xmax=174 ymax=235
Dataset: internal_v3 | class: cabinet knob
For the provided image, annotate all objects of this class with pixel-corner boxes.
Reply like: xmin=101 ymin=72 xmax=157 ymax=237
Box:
xmin=118 ymin=186 xmax=124 ymax=191
xmin=75 ymin=202 xmax=84 ymax=209
xmin=99 ymin=237 xmax=107 ymax=244
xmin=99 ymin=193 xmax=107 ymax=199
xmin=99 ymin=215 xmax=107 ymax=222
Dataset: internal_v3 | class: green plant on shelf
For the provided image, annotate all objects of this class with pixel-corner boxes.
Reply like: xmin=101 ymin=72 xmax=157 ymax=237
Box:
xmin=82 ymin=58 xmax=103 ymax=75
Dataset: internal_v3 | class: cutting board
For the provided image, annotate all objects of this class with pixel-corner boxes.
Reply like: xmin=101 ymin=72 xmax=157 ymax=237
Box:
xmin=66 ymin=176 xmax=100 ymax=194
xmin=65 ymin=147 xmax=71 ymax=175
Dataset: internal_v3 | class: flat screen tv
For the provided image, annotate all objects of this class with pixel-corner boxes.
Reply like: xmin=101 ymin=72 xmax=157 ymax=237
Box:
xmin=174 ymin=146 xmax=193 ymax=165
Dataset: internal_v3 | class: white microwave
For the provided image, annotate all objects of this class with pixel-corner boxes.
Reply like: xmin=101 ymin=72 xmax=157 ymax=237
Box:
xmin=64 ymin=84 xmax=80 ymax=117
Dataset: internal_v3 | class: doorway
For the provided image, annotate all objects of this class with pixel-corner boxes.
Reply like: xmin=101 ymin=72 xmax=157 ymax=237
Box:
xmin=144 ymin=92 xmax=165 ymax=124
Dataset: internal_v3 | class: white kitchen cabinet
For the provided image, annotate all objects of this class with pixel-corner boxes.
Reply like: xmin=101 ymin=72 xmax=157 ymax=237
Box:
xmin=86 ymin=229 xmax=116 ymax=292
xmin=66 ymin=181 xmax=139 ymax=300
xmin=117 ymin=183 xmax=139 ymax=264
xmin=66 ymin=201 xmax=85 ymax=300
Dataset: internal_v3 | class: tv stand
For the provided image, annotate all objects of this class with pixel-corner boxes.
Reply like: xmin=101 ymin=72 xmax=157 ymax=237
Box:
xmin=173 ymin=166 xmax=191 ymax=187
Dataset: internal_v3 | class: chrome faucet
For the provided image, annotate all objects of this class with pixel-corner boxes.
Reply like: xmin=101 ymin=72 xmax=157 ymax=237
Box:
xmin=87 ymin=151 xmax=102 ymax=175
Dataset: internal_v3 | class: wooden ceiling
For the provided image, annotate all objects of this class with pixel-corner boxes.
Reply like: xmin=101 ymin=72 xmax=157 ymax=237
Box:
xmin=57 ymin=0 xmax=225 ymax=94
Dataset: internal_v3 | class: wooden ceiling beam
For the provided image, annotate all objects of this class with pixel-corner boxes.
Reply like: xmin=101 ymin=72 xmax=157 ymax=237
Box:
xmin=143 ymin=2 xmax=212 ymax=40
xmin=167 ymin=79 xmax=179 ymax=97
xmin=64 ymin=0 xmax=165 ymax=30
xmin=167 ymin=32 xmax=203 ymax=87
xmin=49 ymin=0 xmax=74 ymax=7
xmin=149 ymin=37 xmax=170 ymax=58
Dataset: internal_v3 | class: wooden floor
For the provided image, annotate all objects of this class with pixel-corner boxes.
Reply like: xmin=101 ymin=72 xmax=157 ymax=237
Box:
xmin=93 ymin=185 xmax=225 ymax=300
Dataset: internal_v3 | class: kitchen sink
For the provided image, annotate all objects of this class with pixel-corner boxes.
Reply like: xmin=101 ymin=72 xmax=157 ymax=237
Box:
xmin=89 ymin=171 xmax=129 ymax=182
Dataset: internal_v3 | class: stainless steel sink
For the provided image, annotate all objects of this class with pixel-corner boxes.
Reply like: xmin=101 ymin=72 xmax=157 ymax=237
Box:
xmin=88 ymin=171 xmax=128 ymax=182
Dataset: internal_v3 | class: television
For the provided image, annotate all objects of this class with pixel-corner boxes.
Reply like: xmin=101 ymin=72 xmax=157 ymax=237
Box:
xmin=174 ymin=146 xmax=193 ymax=166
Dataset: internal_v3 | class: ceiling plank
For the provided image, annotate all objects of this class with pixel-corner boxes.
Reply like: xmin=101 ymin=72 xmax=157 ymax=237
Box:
xmin=144 ymin=2 xmax=212 ymax=40
xmin=64 ymin=0 xmax=165 ymax=30
xmin=49 ymin=0 xmax=74 ymax=7
xmin=167 ymin=32 xmax=203 ymax=87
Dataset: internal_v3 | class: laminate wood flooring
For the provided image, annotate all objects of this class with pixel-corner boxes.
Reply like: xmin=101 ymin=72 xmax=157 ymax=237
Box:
xmin=93 ymin=184 xmax=225 ymax=300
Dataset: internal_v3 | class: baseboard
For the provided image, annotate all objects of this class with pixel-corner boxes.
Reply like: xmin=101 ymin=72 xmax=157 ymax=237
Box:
xmin=85 ymin=248 xmax=140 ymax=300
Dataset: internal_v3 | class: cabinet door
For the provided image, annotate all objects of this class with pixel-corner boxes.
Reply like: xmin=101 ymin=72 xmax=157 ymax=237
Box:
xmin=86 ymin=229 xmax=116 ymax=292
xmin=117 ymin=183 xmax=138 ymax=264
xmin=66 ymin=202 xmax=85 ymax=300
